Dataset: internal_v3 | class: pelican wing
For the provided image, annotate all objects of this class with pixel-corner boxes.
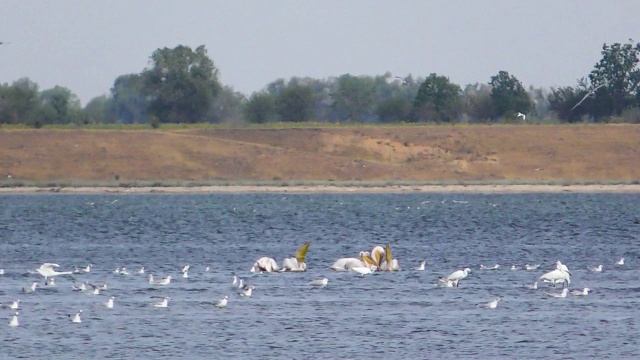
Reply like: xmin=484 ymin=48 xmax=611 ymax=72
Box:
xmin=385 ymin=244 xmax=393 ymax=270
xmin=296 ymin=242 xmax=311 ymax=264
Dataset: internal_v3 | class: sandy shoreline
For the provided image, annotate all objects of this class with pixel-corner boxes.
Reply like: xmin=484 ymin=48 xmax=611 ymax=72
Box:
xmin=1 ymin=184 xmax=640 ymax=194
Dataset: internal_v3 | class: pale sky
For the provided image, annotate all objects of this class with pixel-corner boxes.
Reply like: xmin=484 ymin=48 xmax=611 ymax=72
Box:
xmin=1 ymin=1 xmax=638 ymax=106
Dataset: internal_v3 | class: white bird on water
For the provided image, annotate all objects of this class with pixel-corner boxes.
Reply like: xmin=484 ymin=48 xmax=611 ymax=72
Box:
xmin=480 ymin=264 xmax=500 ymax=270
xmin=45 ymin=277 xmax=56 ymax=286
xmin=309 ymin=278 xmax=329 ymax=288
xmin=571 ymin=288 xmax=591 ymax=296
xmin=137 ymin=266 xmax=145 ymax=275
xmin=70 ymin=310 xmax=82 ymax=323
xmin=74 ymin=264 xmax=92 ymax=273
xmin=589 ymin=265 xmax=603 ymax=273
xmin=9 ymin=312 xmax=19 ymax=327
xmin=446 ymin=268 xmax=471 ymax=286
xmin=215 ymin=296 xmax=228 ymax=308
xmin=416 ymin=261 xmax=426 ymax=271
xmin=0 ymin=269 xmax=4 ymax=275
xmin=479 ymin=297 xmax=501 ymax=309
xmin=182 ymin=264 xmax=190 ymax=273
xmin=524 ymin=264 xmax=540 ymax=271
xmin=545 ymin=288 xmax=570 ymax=298
xmin=105 ymin=296 xmax=115 ymax=309
xmin=22 ymin=282 xmax=38 ymax=293
xmin=540 ymin=261 xmax=571 ymax=287
xmin=616 ymin=257 xmax=625 ymax=266
xmin=239 ymin=286 xmax=255 ymax=297
xmin=35 ymin=263 xmax=73 ymax=278
xmin=150 ymin=275 xmax=171 ymax=286
xmin=525 ymin=281 xmax=538 ymax=290
xmin=437 ymin=278 xmax=459 ymax=287
xmin=182 ymin=271 xmax=189 ymax=279
xmin=152 ymin=297 xmax=170 ymax=308
xmin=511 ymin=265 xmax=521 ymax=271
xmin=232 ymin=275 xmax=238 ymax=286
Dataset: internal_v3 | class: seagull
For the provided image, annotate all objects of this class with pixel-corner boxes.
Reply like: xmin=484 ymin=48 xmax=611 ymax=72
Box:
xmin=152 ymin=297 xmax=170 ymax=308
xmin=415 ymin=261 xmax=426 ymax=271
xmin=480 ymin=264 xmax=500 ymax=270
xmin=113 ymin=268 xmax=120 ymax=274
xmin=215 ymin=296 xmax=228 ymax=308
xmin=137 ymin=266 xmax=145 ymax=274
xmin=2 ymin=300 xmax=20 ymax=310
xmin=232 ymin=275 xmax=238 ymax=286
xmin=150 ymin=275 xmax=171 ymax=286
xmin=182 ymin=264 xmax=190 ymax=273
xmin=545 ymin=288 xmax=570 ymax=298
xmin=120 ymin=267 xmax=130 ymax=275
xmin=437 ymin=277 xmax=459 ymax=287
xmin=571 ymin=288 xmax=591 ymax=296
xmin=525 ymin=281 xmax=538 ymax=290
xmin=309 ymin=278 xmax=329 ymax=288
xmin=35 ymin=263 xmax=73 ymax=278
xmin=570 ymin=83 xmax=606 ymax=111
xmin=479 ymin=297 xmax=501 ymax=309
xmin=105 ymin=296 xmax=115 ymax=309
xmin=589 ymin=265 xmax=603 ymax=272
xmin=74 ymin=264 xmax=92 ymax=273
xmin=616 ymin=257 xmax=625 ymax=266
xmin=0 ymin=269 xmax=5 ymax=275
xmin=22 ymin=282 xmax=38 ymax=293
xmin=205 ymin=266 xmax=210 ymax=272
xmin=524 ymin=264 xmax=540 ymax=271
xmin=182 ymin=271 xmax=188 ymax=279
xmin=69 ymin=310 xmax=82 ymax=323
xmin=511 ymin=265 xmax=521 ymax=271
xmin=237 ymin=279 xmax=245 ymax=288
xmin=72 ymin=281 xmax=88 ymax=292
xmin=9 ymin=312 xmax=19 ymax=327
xmin=239 ymin=286 xmax=255 ymax=297
xmin=516 ymin=112 xmax=526 ymax=121
xmin=45 ymin=277 xmax=56 ymax=286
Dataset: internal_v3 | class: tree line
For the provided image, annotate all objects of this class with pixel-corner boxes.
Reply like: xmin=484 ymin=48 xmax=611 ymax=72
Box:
xmin=1 ymin=40 xmax=639 ymax=127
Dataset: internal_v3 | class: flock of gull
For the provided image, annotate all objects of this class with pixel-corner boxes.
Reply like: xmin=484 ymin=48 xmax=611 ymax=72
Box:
xmin=1 ymin=240 xmax=628 ymax=326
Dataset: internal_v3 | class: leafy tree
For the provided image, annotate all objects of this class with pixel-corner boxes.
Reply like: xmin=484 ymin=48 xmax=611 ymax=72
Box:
xmin=489 ymin=70 xmax=532 ymax=119
xmin=110 ymin=74 xmax=148 ymax=124
xmin=142 ymin=45 xmax=220 ymax=123
xmin=83 ymin=95 xmax=114 ymax=124
xmin=376 ymin=96 xmax=412 ymax=123
xmin=275 ymin=82 xmax=315 ymax=122
xmin=39 ymin=86 xmax=82 ymax=124
xmin=413 ymin=73 xmax=461 ymax=123
xmin=209 ymin=85 xmax=246 ymax=124
xmin=244 ymin=91 xmax=276 ymax=123
xmin=0 ymin=78 xmax=40 ymax=125
xmin=331 ymin=74 xmax=376 ymax=123
xmin=460 ymin=83 xmax=494 ymax=123
xmin=587 ymin=40 xmax=640 ymax=117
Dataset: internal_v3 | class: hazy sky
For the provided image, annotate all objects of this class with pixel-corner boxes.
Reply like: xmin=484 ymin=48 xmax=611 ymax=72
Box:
xmin=1 ymin=1 xmax=639 ymax=105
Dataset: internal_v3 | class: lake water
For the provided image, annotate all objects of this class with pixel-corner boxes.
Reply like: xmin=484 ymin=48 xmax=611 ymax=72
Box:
xmin=1 ymin=193 xmax=639 ymax=359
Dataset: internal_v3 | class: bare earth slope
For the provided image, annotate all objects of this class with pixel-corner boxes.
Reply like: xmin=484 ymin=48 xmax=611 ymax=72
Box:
xmin=1 ymin=125 xmax=639 ymax=184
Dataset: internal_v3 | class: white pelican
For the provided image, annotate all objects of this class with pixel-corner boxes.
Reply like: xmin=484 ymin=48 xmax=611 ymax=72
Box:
xmin=571 ymin=288 xmax=591 ymax=296
xmin=524 ymin=264 xmax=540 ymax=271
xmin=540 ymin=261 xmax=571 ymax=287
xmin=589 ymin=265 xmax=603 ymax=272
xmin=9 ymin=312 xmax=19 ymax=327
xmin=215 ymin=296 xmax=228 ymax=308
xmin=437 ymin=277 xmax=459 ymax=287
xmin=105 ymin=296 xmax=115 ymax=309
xmin=416 ymin=261 xmax=426 ymax=271
xmin=525 ymin=281 xmax=538 ymax=290
xmin=152 ymin=297 xmax=170 ymax=308
xmin=545 ymin=288 xmax=570 ymax=298
xmin=35 ymin=263 xmax=72 ymax=278
xmin=616 ymin=257 xmax=625 ymax=265
xmin=239 ymin=286 xmax=255 ymax=297
xmin=368 ymin=244 xmax=400 ymax=271
xmin=330 ymin=258 xmax=369 ymax=272
xmin=250 ymin=257 xmax=279 ymax=273
xmin=480 ymin=264 xmax=500 ymax=270
xmin=22 ymin=282 xmax=38 ymax=293
xmin=281 ymin=242 xmax=311 ymax=272
xmin=446 ymin=268 xmax=471 ymax=285
xmin=70 ymin=310 xmax=82 ymax=323
xmin=150 ymin=275 xmax=171 ymax=286
xmin=479 ymin=297 xmax=501 ymax=309
xmin=309 ymin=278 xmax=329 ymax=288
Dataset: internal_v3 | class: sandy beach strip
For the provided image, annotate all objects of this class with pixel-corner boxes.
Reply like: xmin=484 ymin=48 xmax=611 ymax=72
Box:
xmin=1 ymin=184 xmax=640 ymax=194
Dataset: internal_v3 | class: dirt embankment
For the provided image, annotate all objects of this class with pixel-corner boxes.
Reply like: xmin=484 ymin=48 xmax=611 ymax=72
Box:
xmin=1 ymin=125 xmax=639 ymax=184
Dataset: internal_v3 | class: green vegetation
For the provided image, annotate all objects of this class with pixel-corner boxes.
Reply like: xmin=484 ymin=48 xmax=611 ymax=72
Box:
xmin=1 ymin=41 xmax=639 ymax=127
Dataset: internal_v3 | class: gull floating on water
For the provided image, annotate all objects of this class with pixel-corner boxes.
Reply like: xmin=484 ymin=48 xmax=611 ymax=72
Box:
xmin=545 ymin=288 xmax=570 ymax=298
xmin=0 ymin=269 xmax=5 ymax=275
xmin=239 ymin=286 xmax=255 ymax=297
xmin=480 ymin=264 xmax=500 ymax=270
xmin=2 ymin=300 xmax=20 ymax=310
xmin=525 ymin=281 xmax=538 ymax=290
xmin=149 ymin=275 xmax=171 ymax=286
xmin=309 ymin=278 xmax=329 ymax=288
xmin=120 ymin=267 xmax=130 ymax=275
xmin=152 ymin=297 xmax=170 ymax=308
xmin=232 ymin=276 xmax=238 ymax=286
xmin=183 ymin=271 xmax=189 ymax=279
xmin=9 ymin=312 xmax=19 ymax=327
xmin=70 ymin=310 xmax=82 ymax=323
xmin=182 ymin=264 xmax=190 ymax=273
xmin=525 ymin=264 xmax=540 ymax=271
xmin=215 ymin=296 xmax=228 ymax=308
xmin=74 ymin=264 xmax=92 ymax=273
xmin=22 ymin=282 xmax=38 ymax=293
xmin=137 ymin=267 xmax=145 ymax=275
xmin=571 ymin=288 xmax=591 ymax=296
xmin=616 ymin=257 xmax=625 ymax=266
xmin=45 ymin=277 xmax=56 ymax=286
xmin=479 ymin=297 xmax=501 ymax=309
xmin=114 ymin=268 xmax=120 ymax=274
xmin=589 ymin=265 xmax=603 ymax=272
xmin=205 ymin=266 xmax=210 ymax=272
xmin=105 ymin=296 xmax=115 ymax=309
xmin=437 ymin=277 xmax=459 ymax=287
xmin=72 ymin=281 xmax=88 ymax=292
xmin=416 ymin=261 xmax=426 ymax=271
xmin=511 ymin=265 xmax=521 ymax=271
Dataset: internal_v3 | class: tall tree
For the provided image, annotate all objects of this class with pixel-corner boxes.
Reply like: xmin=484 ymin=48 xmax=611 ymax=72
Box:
xmin=331 ymin=74 xmax=376 ymax=123
xmin=413 ymin=73 xmax=461 ymax=123
xmin=244 ymin=91 xmax=276 ymax=124
xmin=110 ymin=74 xmax=148 ymax=124
xmin=39 ymin=86 xmax=81 ymax=125
xmin=0 ymin=78 xmax=40 ymax=125
xmin=489 ymin=70 xmax=532 ymax=119
xmin=275 ymin=82 xmax=315 ymax=122
xmin=142 ymin=45 xmax=220 ymax=123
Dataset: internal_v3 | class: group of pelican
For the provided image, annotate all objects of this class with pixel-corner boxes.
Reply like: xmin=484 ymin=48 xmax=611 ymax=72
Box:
xmin=250 ymin=242 xmax=310 ymax=272
xmin=330 ymin=244 xmax=400 ymax=274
